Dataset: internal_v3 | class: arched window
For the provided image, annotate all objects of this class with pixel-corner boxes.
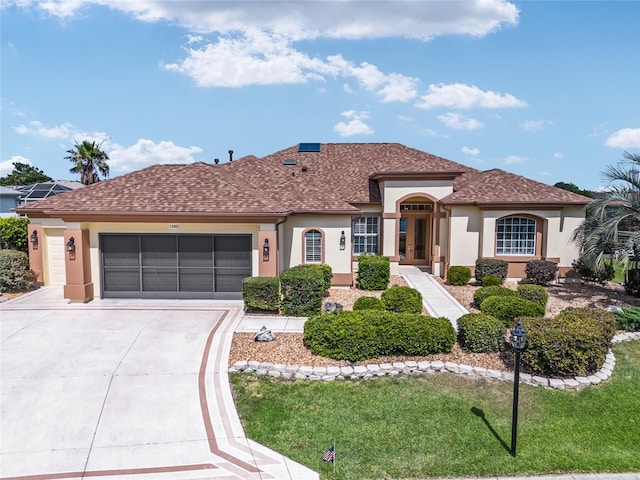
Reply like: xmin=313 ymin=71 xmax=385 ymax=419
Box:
xmin=496 ymin=217 xmax=536 ymax=255
xmin=304 ymin=229 xmax=323 ymax=263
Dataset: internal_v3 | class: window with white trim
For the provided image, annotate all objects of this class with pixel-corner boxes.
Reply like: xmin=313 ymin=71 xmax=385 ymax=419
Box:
xmin=353 ymin=216 xmax=379 ymax=255
xmin=496 ymin=217 xmax=536 ymax=255
xmin=304 ymin=229 xmax=322 ymax=263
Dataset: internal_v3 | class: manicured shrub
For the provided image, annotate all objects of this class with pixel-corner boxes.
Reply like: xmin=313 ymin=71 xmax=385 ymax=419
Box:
xmin=572 ymin=257 xmax=615 ymax=285
xmin=482 ymin=275 xmax=501 ymax=287
xmin=525 ymin=260 xmax=558 ymax=285
xmin=294 ymin=264 xmax=332 ymax=291
xmin=280 ymin=265 xmax=325 ymax=316
xmin=381 ymin=285 xmax=422 ymax=314
xmin=0 ymin=217 xmax=29 ymax=253
xmin=357 ymin=254 xmax=390 ymax=290
xmin=614 ymin=306 xmax=640 ymax=331
xmin=474 ymin=258 xmax=508 ymax=284
xmin=242 ymin=277 xmax=280 ymax=311
xmin=457 ymin=313 xmax=506 ymax=353
xmin=517 ymin=284 xmax=549 ymax=308
xmin=480 ymin=295 xmax=545 ymax=326
xmin=303 ymin=310 xmax=455 ymax=362
xmin=352 ymin=296 xmax=384 ymax=311
xmin=446 ymin=266 xmax=472 ymax=286
xmin=0 ymin=249 xmax=36 ymax=293
xmin=473 ymin=285 xmax=517 ymax=308
xmin=624 ymin=269 xmax=640 ymax=297
xmin=521 ymin=307 xmax=616 ymax=377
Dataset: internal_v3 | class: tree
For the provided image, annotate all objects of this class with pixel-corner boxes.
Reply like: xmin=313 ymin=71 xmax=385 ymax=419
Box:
xmin=573 ymin=151 xmax=640 ymax=272
xmin=0 ymin=162 xmax=52 ymax=186
xmin=553 ymin=181 xmax=593 ymax=198
xmin=66 ymin=140 xmax=110 ymax=185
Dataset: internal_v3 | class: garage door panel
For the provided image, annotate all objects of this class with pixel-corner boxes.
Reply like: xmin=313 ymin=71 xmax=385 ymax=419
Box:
xmin=45 ymin=231 xmax=65 ymax=286
xmin=103 ymin=268 xmax=140 ymax=291
xmin=179 ymin=269 xmax=214 ymax=292
xmin=142 ymin=268 xmax=178 ymax=292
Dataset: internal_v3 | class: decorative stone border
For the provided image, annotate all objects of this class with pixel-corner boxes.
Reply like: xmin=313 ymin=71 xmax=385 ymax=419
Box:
xmin=230 ymin=333 xmax=640 ymax=390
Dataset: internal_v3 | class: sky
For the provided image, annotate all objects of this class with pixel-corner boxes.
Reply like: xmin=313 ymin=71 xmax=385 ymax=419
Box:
xmin=1 ymin=0 xmax=639 ymax=191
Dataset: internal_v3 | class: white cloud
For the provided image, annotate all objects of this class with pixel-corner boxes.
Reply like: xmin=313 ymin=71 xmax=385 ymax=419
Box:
xmin=9 ymin=1 xmax=519 ymax=39
xmin=416 ymin=83 xmax=526 ymax=109
xmin=437 ymin=112 xmax=483 ymax=130
xmin=605 ymin=128 xmax=640 ymax=148
xmin=553 ymin=152 xmax=564 ymax=159
xmin=504 ymin=155 xmax=528 ymax=165
xmin=462 ymin=146 xmax=480 ymax=155
xmin=521 ymin=120 xmax=545 ymax=131
xmin=107 ymin=139 xmax=203 ymax=173
xmin=0 ymin=155 xmax=31 ymax=176
xmin=333 ymin=110 xmax=374 ymax=137
xmin=539 ymin=171 xmax=552 ymax=176
xmin=13 ymin=120 xmax=73 ymax=138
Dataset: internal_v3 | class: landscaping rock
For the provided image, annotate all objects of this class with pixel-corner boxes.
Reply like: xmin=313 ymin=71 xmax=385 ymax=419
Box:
xmin=254 ymin=326 xmax=275 ymax=342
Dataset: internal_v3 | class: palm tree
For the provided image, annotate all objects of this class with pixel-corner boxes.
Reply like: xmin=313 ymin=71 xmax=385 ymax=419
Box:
xmin=66 ymin=140 xmax=110 ymax=185
xmin=573 ymin=151 xmax=640 ymax=272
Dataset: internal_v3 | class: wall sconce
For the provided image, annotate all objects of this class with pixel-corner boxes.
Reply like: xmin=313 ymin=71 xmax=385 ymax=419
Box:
xmin=339 ymin=231 xmax=346 ymax=250
xmin=66 ymin=236 xmax=76 ymax=260
xmin=262 ymin=238 xmax=269 ymax=261
xmin=29 ymin=230 xmax=38 ymax=249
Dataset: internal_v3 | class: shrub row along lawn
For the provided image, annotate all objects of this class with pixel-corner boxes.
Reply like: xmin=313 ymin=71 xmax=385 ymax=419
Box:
xmin=230 ymin=341 xmax=640 ymax=480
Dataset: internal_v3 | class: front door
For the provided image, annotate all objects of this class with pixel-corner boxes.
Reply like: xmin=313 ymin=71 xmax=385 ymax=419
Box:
xmin=399 ymin=213 xmax=430 ymax=265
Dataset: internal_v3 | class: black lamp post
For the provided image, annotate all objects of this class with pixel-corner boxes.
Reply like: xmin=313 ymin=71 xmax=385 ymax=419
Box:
xmin=510 ymin=319 xmax=527 ymax=457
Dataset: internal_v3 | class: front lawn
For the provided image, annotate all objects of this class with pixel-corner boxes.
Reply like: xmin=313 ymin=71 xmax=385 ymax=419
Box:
xmin=231 ymin=341 xmax=640 ymax=480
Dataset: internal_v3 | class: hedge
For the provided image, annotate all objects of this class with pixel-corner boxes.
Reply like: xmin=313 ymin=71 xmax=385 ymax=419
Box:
xmin=473 ymin=285 xmax=517 ymax=308
xmin=475 ymin=258 xmax=508 ymax=284
xmin=446 ymin=266 xmax=472 ymax=286
xmin=352 ymin=296 xmax=384 ymax=311
xmin=380 ymin=285 xmax=422 ymax=314
xmin=0 ymin=217 xmax=29 ymax=253
xmin=0 ymin=249 xmax=36 ymax=293
xmin=517 ymin=284 xmax=549 ymax=308
xmin=480 ymin=295 xmax=545 ymax=326
xmin=357 ymin=254 xmax=390 ymax=290
xmin=525 ymin=260 xmax=558 ymax=285
xmin=280 ymin=265 xmax=325 ymax=316
xmin=457 ymin=313 xmax=506 ymax=353
xmin=242 ymin=277 xmax=280 ymax=311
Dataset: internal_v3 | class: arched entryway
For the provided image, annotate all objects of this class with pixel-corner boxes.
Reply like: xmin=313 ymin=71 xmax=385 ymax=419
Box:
xmin=398 ymin=197 xmax=434 ymax=266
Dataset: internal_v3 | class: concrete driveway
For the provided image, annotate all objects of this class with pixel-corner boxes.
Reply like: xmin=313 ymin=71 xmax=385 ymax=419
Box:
xmin=0 ymin=287 xmax=317 ymax=480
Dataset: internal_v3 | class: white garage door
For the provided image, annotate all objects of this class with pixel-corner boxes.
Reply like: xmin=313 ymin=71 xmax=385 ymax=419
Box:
xmin=45 ymin=230 xmax=66 ymax=286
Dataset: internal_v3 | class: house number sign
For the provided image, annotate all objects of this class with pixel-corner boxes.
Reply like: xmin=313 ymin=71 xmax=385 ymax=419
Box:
xmin=169 ymin=224 xmax=180 ymax=229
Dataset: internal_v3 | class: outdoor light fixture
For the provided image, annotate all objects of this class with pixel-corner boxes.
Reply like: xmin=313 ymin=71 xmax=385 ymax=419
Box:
xmin=66 ymin=237 xmax=76 ymax=260
xmin=340 ymin=231 xmax=346 ymax=250
xmin=510 ymin=319 xmax=527 ymax=457
xmin=262 ymin=238 xmax=269 ymax=261
xmin=29 ymin=230 xmax=38 ymax=247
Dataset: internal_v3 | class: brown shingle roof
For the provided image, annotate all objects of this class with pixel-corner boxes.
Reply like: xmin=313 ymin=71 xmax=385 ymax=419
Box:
xmin=17 ymin=144 xmax=589 ymax=218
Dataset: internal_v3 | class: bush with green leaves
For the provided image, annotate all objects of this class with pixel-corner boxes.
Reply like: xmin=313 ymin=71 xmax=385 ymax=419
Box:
xmin=614 ymin=306 xmax=640 ymax=331
xmin=279 ymin=265 xmax=325 ymax=316
xmin=572 ymin=257 xmax=615 ymax=285
xmin=521 ymin=307 xmax=616 ymax=377
xmin=482 ymin=275 xmax=501 ymax=287
xmin=474 ymin=258 xmax=508 ymax=284
xmin=242 ymin=277 xmax=280 ymax=311
xmin=0 ymin=217 xmax=29 ymax=253
xmin=457 ymin=313 xmax=506 ymax=353
xmin=525 ymin=260 xmax=558 ymax=285
xmin=352 ymin=296 xmax=384 ymax=311
xmin=0 ymin=249 xmax=36 ymax=293
xmin=480 ymin=295 xmax=545 ymax=326
xmin=517 ymin=284 xmax=549 ymax=308
xmin=303 ymin=310 xmax=455 ymax=361
xmin=357 ymin=254 xmax=390 ymax=290
xmin=381 ymin=285 xmax=422 ymax=314
xmin=293 ymin=264 xmax=332 ymax=291
xmin=446 ymin=266 xmax=472 ymax=286
xmin=473 ymin=285 xmax=517 ymax=307
xmin=624 ymin=269 xmax=640 ymax=297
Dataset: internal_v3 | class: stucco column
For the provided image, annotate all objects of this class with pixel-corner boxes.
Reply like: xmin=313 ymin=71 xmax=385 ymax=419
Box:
xmin=63 ymin=229 xmax=94 ymax=303
xmin=27 ymin=224 xmax=44 ymax=283
xmin=258 ymin=230 xmax=278 ymax=278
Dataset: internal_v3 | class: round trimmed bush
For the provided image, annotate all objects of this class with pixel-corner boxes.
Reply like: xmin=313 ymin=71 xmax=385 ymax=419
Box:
xmin=353 ymin=296 xmax=384 ymax=311
xmin=457 ymin=313 xmax=506 ymax=353
xmin=480 ymin=295 xmax=545 ymax=326
xmin=446 ymin=266 xmax=472 ymax=286
xmin=521 ymin=307 xmax=616 ymax=376
xmin=517 ymin=284 xmax=548 ymax=308
xmin=473 ymin=285 xmax=517 ymax=308
xmin=0 ymin=249 xmax=36 ymax=293
xmin=381 ymin=285 xmax=422 ymax=314
xmin=482 ymin=275 xmax=501 ymax=287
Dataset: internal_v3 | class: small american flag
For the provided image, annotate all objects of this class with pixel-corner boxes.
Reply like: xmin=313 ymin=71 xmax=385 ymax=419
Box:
xmin=322 ymin=445 xmax=335 ymax=462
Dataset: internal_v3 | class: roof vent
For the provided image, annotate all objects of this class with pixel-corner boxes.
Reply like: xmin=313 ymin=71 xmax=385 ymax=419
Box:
xmin=301 ymin=165 xmax=308 ymax=172
xmin=283 ymin=158 xmax=297 ymax=166
xmin=298 ymin=143 xmax=321 ymax=152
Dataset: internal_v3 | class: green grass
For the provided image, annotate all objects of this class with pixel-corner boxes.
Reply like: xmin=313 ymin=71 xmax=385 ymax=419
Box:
xmin=231 ymin=341 xmax=640 ymax=480
xmin=613 ymin=259 xmax=626 ymax=284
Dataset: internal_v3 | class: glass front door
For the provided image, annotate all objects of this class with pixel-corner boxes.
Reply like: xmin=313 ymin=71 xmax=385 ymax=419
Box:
xmin=399 ymin=214 xmax=430 ymax=265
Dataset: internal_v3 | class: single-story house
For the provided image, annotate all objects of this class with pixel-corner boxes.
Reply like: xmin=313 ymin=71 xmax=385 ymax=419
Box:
xmin=18 ymin=143 xmax=590 ymax=302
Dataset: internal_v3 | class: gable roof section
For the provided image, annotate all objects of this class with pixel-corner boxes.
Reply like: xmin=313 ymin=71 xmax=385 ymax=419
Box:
xmin=441 ymin=169 xmax=591 ymax=206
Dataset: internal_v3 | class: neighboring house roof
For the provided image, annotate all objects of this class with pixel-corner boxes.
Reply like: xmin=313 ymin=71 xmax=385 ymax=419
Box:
xmin=0 ymin=186 xmax=22 ymax=197
xmin=16 ymin=143 xmax=590 ymax=219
